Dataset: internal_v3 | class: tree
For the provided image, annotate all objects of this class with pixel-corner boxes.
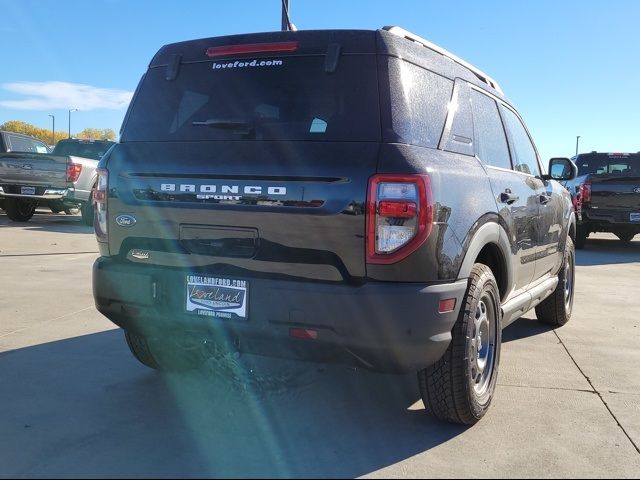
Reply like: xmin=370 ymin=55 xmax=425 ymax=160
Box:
xmin=0 ymin=120 xmax=52 ymax=144
xmin=76 ymin=128 xmax=117 ymax=141
xmin=0 ymin=120 xmax=116 ymax=145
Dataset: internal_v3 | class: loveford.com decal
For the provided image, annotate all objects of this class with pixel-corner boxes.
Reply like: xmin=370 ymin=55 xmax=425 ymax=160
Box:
xmin=186 ymin=275 xmax=248 ymax=319
xmin=212 ymin=59 xmax=284 ymax=70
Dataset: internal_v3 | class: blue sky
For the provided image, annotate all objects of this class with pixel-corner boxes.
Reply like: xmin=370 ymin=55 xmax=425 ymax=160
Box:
xmin=0 ymin=0 xmax=638 ymax=161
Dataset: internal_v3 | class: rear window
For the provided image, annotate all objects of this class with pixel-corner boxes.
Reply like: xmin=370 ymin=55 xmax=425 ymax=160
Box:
xmin=122 ymin=55 xmax=380 ymax=142
xmin=576 ymin=153 xmax=640 ymax=175
xmin=52 ymin=141 xmax=114 ymax=160
xmin=5 ymin=133 xmax=49 ymax=153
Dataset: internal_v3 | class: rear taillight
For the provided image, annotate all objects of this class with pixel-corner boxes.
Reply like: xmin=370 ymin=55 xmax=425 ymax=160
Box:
xmin=579 ymin=182 xmax=592 ymax=204
xmin=93 ymin=168 xmax=108 ymax=241
xmin=66 ymin=163 xmax=82 ymax=182
xmin=367 ymin=174 xmax=433 ymax=264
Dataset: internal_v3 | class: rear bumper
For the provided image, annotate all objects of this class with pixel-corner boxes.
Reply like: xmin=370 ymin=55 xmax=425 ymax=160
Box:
xmin=0 ymin=186 xmax=87 ymax=203
xmin=580 ymin=210 xmax=640 ymax=232
xmin=93 ymin=257 xmax=467 ymax=372
xmin=0 ymin=191 xmax=67 ymax=200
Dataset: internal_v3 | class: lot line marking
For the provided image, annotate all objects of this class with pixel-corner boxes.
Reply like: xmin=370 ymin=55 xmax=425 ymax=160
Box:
xmin=497 ymin=383 xmax=596 ymax=395
xmin=554 ymin=329 xmax=640 ymax=455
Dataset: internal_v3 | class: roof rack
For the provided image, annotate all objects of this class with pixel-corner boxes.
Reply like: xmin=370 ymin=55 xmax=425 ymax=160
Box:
xmin=382 ymin=26 xmax=504 ymax=95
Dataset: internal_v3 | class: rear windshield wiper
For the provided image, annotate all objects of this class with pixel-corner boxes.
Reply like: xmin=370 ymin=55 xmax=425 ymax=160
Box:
xmin=192 ymin=118 xmax=254 ymax=133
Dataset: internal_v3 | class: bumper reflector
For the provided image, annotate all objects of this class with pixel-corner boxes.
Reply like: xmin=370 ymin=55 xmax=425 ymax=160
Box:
xmin=438 ymin=298 xmax=457 ymax=314
xmin=289 ymin=328 xmax=319 ymax=340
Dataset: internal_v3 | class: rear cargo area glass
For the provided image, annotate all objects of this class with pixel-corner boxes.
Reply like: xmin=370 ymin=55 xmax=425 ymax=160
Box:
xmin=577 ymin=154 xmax=640 ymax=175
xmin=122 ymin=55 xmax=380 ymax=143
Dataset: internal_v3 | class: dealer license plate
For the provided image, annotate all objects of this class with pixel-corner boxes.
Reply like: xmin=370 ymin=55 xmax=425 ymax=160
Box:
xmin=185 ymin=275 xmax=248 ymax=320
xmin=21 ymin=186 xmax=36 ymax=195
xmin=630 ymin=213 xmax=640 ymax=222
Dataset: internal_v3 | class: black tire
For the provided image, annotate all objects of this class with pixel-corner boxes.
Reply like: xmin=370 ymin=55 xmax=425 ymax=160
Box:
xmin=124 ymin=330 xmax=160 ymax=370
xmin=535 ymin=236 xmax=575 ymax=327
xmin=80 ymin=201 xmax=94 ymax=226
xmin=49 ymin=201 xmax=64 ymax=214
xmin=4 ymin=198 xmax=36 ymax=222
xmin=575 ymin=225 xmax=588 ymax=249
xmin=124 ymin=330 xmax=207 ymax=371
xmin=418 ymin=264 xmax=502 ymax=425
xmin=615 ymin=232 xmax=635 ymax=242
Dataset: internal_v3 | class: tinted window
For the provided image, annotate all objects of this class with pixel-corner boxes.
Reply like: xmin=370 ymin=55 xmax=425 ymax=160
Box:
xmin=440 ymin=80 xmax=474 ymax=156
xmin=53 ymin=141 xmax=114 ymax=160
xmin=500 ymin=105 xmax=541 ymax=177
xmin=123 ymin=55 xmax=380 ymax=142
xmin=575 ymin=153 xmax=640 ymax=175
xmin=6 ymin=134 xmax=49 ymax=153
xmin=470 ymin=90 xmax=511 ymax=169
xmin=385 ymin=59 xmax=452 ymax=148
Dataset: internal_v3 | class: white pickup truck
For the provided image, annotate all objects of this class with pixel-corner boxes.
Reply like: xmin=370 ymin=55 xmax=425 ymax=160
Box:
xmin=0 ymin=132 xmax=114 ymax=225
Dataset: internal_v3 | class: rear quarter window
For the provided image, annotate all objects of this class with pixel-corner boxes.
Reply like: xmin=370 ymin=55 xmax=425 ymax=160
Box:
xmin=382 ymin=58 xmax=453 ymax=149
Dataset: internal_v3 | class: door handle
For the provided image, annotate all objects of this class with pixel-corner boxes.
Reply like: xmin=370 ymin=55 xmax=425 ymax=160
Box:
xmin=500 ymin=189 xmax=519 ymax=205
xmin=539 ymin=194 xmax=551 ymax=205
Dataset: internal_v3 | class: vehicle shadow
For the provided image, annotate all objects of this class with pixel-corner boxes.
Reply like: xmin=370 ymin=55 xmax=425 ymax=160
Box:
xmin=576 ymin=237 xmax=640 ymax=266
xmin=0 ymin=330 xmax=466 ymax=478
xmin=502 ymin=316 xmax=551 ymax=343
xmin=0 ymin=210 xmax=93 ymax=234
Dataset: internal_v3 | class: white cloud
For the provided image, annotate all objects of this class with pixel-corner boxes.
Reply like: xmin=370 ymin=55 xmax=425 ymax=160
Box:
xmin=0 ymin=81 xmax=133 ymax=111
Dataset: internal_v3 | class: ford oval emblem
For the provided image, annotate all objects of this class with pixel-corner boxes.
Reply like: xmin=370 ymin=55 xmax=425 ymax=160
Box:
xmin=115 ymin=214 xmax=137 ymax=227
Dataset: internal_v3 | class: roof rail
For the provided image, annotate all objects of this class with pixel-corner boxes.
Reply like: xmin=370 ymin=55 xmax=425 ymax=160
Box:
xmin=382 ymin=26 xmax=504 ymax=95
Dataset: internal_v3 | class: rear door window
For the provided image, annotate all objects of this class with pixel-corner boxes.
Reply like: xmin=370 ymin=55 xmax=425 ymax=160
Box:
xmin=470 ymin=89 xmax=511 ymax=170
xmin=499 ymin=105 xmax=541 ymax=177
xmin=122 ymin=55 xmax=380 ymax=142
xmin=439 ymin=79 xmax=474 ymax=156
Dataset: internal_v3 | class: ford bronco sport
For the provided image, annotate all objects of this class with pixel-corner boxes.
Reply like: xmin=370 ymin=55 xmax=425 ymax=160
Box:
xmin=92 ymin=26 xmax=577 ymax=424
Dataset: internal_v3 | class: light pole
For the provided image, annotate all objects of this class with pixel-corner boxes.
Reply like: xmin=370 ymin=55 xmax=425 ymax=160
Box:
xmin=48 ymin=114 xmax=55 ymax=145
xmin=68 ymin=108 xmax=78 ymax=139
xmin=575 ymin=135 xmax=581 ymax=157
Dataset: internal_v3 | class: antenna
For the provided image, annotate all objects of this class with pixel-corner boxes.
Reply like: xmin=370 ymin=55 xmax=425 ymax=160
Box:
xmin=281 ymin=0 xmax=296 ymax=31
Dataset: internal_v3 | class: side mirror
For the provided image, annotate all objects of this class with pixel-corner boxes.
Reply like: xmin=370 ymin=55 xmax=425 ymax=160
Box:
xmin=544 ymin=157 xmax=577 ymax=181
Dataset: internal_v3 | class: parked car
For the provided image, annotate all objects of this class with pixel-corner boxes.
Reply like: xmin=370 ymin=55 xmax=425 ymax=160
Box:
xmin=92 ymin=26 xmax=576 ymax=424
xmin=0 ymin=130 xmax=50 ymax=154
xmin=564 ymin=151 xmax=640 ymax=248
xmin=48 ymin=138 xmax=116 ymax=220
xmin=52 ymin=138 xmax=115 ymax=161
xmin=0 ymin=131 xmax=50 ymax=212
xmin=0 ymin=134 xmax=114 ymax=224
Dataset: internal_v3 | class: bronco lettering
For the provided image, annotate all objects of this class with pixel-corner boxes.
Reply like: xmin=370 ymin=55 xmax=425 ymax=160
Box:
xmin=160 ymin=183 xmax=286 ymax=195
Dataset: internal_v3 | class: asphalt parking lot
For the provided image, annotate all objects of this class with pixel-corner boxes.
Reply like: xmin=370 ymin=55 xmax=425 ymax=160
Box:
xmin=1 ymin=210 xmax=639 ymax=478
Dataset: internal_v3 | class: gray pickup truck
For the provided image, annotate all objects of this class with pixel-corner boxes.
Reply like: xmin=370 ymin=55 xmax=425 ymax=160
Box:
xmin=0 ymin=132 xmax=114 ymax=225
